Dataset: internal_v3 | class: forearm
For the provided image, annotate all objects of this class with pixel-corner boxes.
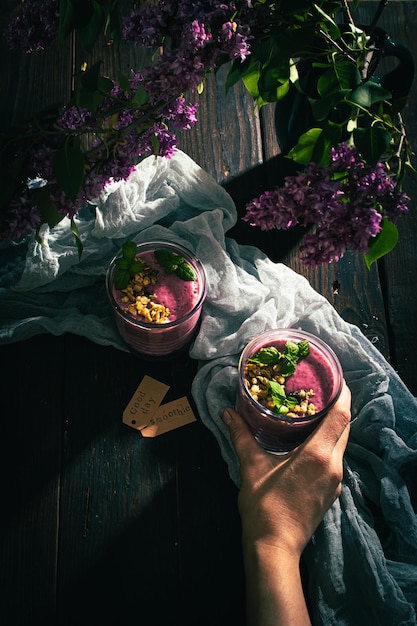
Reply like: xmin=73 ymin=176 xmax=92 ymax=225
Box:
xmin=242 ymin=541 xmax=312 ymax=626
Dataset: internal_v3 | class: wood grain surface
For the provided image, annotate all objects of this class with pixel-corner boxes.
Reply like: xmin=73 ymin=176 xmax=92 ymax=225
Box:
xmin=0 ymin=3 xmax=416 ymax=625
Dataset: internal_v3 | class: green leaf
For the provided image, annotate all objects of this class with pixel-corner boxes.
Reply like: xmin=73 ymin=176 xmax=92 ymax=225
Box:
xmin=287 ymin=128 xmax=323 ymax=165
xmin=130 ymin=259 xmax=145 ymax=274
xmin=175 ymin=262 xmax=196 ymax=281
xmin=364 ymin=219 xmax=399 ymax=268
xmin=70 ymin=217 xmax=83 ymax=260
xmin=269 ymin=380 xmax=287 ymax=404
xmin=334 ymin=63 xmax=361 ymax=92
xmin=58 ymin=0 xmax=76 ymax=42
xmin=154 ymin=249 xmax=196 ymax=281
xmin=310 ymin=92 xmax=345 ymax=121
xmin=122 ymin=240 xmax=137 ymax=261
xmin=310 ymin=120 xmax=343 ymax=165
xmin=53 ymin=144 xmax=85 ymax=203
xmin=297 ymin=340 xmax=310 ymax=360
xmin=151 ymin=133 xmax=160 ymax=156
xmin=353 ymin=126 xmax=391 ymax=166
xmin=117 ymin=71 xmax=130 ymax=92
xmin=317 ymin=64 xmax=360 ymax=103
xmin=313 ymin=3 xmax=341 ymax=39
xmin=269 ymin=380 xmax=298 ymax=413
xmin=97 ymin=75 xmax=114 ymax=94
xmin=226 ymin=57 xmax=252 ymax=92
xmin=155 ymin=249 xmax=177 ymax=273
xmin=34 ymin=187 xmax=65 ymax=228
xmin=317 ymin=68 xmax=340 ymax=98
xmin=76 ymin=0 xmax=105 ymax=53
xmin=349 ymin=82 xmax=392 ymax=108
xmin=76 ymin=62 xmax=110 ymax=113
xmin=242 ymin=61 xmax=261 ymax=99
xmin=248 ymin=347 xmax=281 ymax=366
xmin=114 ymin=269 xmax=131 ymax=290
xmin=105 ymin=2 xmax=122 ymax=48
xmin=115 ymin=257 xmax=129 ymax=270
xmin=133 ymin=85 xmax=149 ymax=106
xmin=259 ymin=67 xmax=290 ymax=102
xmin=79 ymin=61 xmax=102 ymax=92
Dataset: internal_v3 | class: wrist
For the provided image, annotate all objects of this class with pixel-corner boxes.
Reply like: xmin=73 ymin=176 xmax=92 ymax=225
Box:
xmin=241 ymin=527 xmax=304 ymax=563
xmin=242 ymin=538 xmax=311 ymax=626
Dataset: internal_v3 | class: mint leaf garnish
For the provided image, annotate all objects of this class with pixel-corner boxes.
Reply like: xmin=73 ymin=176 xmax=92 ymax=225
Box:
xmin=122 ymin=240 xmax=137 ymax=261
xmin=248 ymin=346 xmax=281 ymax=365
xmin=113 ymin=241 xmax=144 ymax=289
xmin=154 ymin=249 xmax=196 ymax=281
xmin=114 ymin=269 xmax=131 ymax=290
xmin=297 ymin=340 xmax=310 ymax=360
xmin=175 ymin=262 xmax=196 ymax=281
xmin=269 ymin=380 xmax=298 ymax=414
xmin=245 ymin=339 xmax=314 ymax=417
xmin=249 ymin=339 xmax=310 ymax=377
xmin=154 ymin=249 xmax=178 ymax=273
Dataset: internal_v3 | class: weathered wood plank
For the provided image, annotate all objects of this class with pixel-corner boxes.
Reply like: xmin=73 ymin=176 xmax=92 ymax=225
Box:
xmin=174 ymin=402 xmax=246 ymax=625
xmin=0 ymin=335 xmax=63 ymax=626
xmin=363 ymin=0 xmax=417 ymax=394
xmin=56 ymin=336 xmax=182 ymax=625
xmin=0 ymin=6 xmax=71 ymax=623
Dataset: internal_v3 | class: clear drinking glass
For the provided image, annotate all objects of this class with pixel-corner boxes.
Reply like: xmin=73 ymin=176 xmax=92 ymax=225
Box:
xmin=236 ymin=328 xmax=343 ymax=453
xmin=106 ymin=240 xmax=206 ymax=357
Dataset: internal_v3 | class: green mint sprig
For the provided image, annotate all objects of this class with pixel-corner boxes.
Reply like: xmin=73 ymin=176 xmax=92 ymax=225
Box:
xmin=114 ymin=241 xmax=144 ymax=289
xmin=248 ymin=340 xmax=309 ymax=377
xmin=269 ymin=380 xmax=298 ymax=415
xmin=248 ymin=340 xmax=310 ymax=414
xmin=154 ymin=249 xmax=196 ymax=281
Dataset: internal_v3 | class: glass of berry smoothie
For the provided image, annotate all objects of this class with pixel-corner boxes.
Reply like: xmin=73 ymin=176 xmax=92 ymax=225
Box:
xmin=236 ymin=328 xmax=343 ymax=453
xmin=106 ymin=240 xmax=206 ymax=357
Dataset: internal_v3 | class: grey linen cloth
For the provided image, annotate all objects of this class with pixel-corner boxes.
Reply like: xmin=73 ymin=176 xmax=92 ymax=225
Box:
xmin=1 ymin=150 xmax=416 ymax=625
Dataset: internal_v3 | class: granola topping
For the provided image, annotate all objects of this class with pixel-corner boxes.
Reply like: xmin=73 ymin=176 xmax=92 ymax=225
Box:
xmin=244 ymin=346 xmax=317 ymax=417
xmin=120 ymin=260 xmax=171 ymax=324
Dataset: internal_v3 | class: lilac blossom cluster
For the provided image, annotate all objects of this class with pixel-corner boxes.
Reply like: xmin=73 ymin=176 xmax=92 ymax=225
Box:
xmin=243 ymin=143 xmax=410 ymax=266
xmin=3 ymin=0 xmax=59 ymax=53
xmin=123 ymin=1 xmax=251 ymax=104
xmin=1 ymin=72 xmax=199 ymax=241
xmin=1 ymin=0 xmax=253 ymax=242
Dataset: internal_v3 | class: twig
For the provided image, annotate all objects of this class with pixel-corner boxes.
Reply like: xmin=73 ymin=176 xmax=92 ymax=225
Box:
xmin=368 ymin=0 xmax=389 ymax=34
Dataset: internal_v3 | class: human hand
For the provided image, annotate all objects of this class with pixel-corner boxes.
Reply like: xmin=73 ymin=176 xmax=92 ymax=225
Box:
xmin=221 ymin=380 xmax=351 ymax=559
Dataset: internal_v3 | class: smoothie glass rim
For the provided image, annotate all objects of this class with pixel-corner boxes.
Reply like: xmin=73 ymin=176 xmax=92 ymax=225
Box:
xmin=238 ymin=327 xmax=344 ymax=425
xmin=106 ymin=239 xmax=207 ymax=329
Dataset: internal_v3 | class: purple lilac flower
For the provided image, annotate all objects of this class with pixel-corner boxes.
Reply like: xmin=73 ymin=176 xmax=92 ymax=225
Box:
xmin=58 ymin=106 xmax=94 ymax=131
xmin=143 ymin=51 xmax=206 ymax=103
xmin=123 ymin=1 xmax=252 ymax=86
xmin=164 ymin=98 xmax=199 ymax=130
xmin=183 ymin=20 xmax=213 ymax=49
xmin=149 ymin=124 xmax=178 ymax=158
xmin=243 ymin=142 xmax=409 ymax=265
xmin=0 ymin=195 xmax=42 ymax=241
xmin=4 ymin=0 xmax=59 ymax=53
xmin=217 ymin=21 xmax=251 ymax=61
xmin=122 ymin=4 xmax=172 ymax=46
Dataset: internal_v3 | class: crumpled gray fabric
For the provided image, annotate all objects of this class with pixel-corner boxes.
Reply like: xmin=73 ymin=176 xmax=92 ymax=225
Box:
xmin=0 ymin=150 xmax=416 ymax=625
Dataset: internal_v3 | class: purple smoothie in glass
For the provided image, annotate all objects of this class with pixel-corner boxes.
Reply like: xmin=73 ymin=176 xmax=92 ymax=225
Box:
xmin=236 ymin=328 xmax=343 ymax=453
xmin=106 ymin=241 xmax=206 ymax=357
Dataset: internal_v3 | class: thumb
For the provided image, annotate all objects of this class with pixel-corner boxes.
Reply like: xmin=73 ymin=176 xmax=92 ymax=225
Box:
xmin=221 ymin=407 xmax=263 ymax=467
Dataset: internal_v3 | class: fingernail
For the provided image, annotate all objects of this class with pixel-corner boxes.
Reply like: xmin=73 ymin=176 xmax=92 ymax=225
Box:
xmin=220 ymin=409 xmax=232 ymax=425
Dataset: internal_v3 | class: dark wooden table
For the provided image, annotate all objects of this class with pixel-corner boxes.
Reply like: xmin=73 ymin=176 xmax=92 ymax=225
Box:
xmin=1 ymin=3 xmax=416 ymax=625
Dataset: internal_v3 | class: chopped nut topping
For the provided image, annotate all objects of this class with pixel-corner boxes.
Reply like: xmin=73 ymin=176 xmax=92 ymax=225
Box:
xmin=244 ymin=360 xmax=316 ymax=417
xmin=120 ymin=258 xmax=170 ymax=324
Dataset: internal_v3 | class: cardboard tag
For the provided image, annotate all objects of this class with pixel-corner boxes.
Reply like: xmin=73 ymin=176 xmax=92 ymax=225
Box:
xmin=123 ymin=375 xmax=169 ymax=429
xmin=123 ymin=376 xmax=197 ymax=437
xmin=139 ymin=396 xmax=197 ymax=438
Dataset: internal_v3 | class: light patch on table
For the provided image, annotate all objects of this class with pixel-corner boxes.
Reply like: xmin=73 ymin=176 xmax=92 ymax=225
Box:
xmin=123 ymin=375 xmax=196 ymax=436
